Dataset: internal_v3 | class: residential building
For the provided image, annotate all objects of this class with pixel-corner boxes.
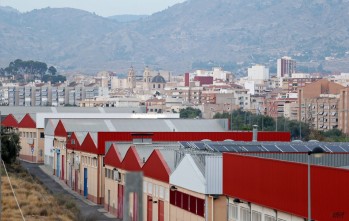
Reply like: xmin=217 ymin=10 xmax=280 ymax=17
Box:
xmin=277 ymin=56 xmax=296 ymax=78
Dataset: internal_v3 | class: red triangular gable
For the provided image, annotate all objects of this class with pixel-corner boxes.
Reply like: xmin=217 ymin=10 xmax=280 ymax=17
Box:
xmin=104 ymin=144 xmax=122 ymax=168
xmin=1 ymin=114 xmax=18 ymax=128
xmin=66 ymin=132 xmax=81 ymax=150
xmin=54 ymin=120 xmax=67 ymax=137
xmin=121 ymin=146 xmax=142 ymax=171
xmin=18 ymin=114 xmax=36 ymax=128
xmin=142 ymin=150 xmax=171 ymax=183
xmin=80 ymin=132 xmax=98 ymax=154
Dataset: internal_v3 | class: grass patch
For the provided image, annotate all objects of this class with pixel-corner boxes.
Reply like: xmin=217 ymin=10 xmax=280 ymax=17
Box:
xmin=1 ymin=162 xmax=79 ymax=220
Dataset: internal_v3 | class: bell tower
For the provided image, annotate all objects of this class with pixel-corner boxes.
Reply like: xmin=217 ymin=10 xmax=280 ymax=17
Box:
xmin=143 ymin=66 xmax=151 ymax=91
xmin=127 ymin=66 xmax=136 ymax=89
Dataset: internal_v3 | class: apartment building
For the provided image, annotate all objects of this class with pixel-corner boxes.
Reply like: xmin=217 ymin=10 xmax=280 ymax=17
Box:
xmin=298 ymin=79 xmax=344 ymax=131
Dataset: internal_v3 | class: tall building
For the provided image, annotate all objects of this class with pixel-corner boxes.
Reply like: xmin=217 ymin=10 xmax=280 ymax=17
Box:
xmin=127 ymin=66 xmax=136 ymax=89
xmin=142 ymin=66 xmax=152 ymax=91
xmin=277 ymin=56 xmax=296 ymax=78
xmin=247 ymin=65 xmax=269 ymax=81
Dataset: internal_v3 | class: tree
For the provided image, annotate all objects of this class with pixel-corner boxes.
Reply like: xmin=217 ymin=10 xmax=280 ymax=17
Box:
xmin=48 ymin=66 xmax=57 ymax=75
xmin=1 ymin=131 xmax=21 ymax=164
xmin=180 ymin=107 xmax=202 ymax=119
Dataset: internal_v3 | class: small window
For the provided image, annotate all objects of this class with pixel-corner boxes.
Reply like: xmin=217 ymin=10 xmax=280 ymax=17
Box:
xmin=228 ymin=203 xmax=238 ymax=220
xmin=40 ymin=132 xmax=45 ymax=138
xmin=241 ymin=207 xmax=251 ymax=221
xmin=252 ymin=211 xmax=262 ymax=221
xmin=265 ymin=215 xmax=276 ymax=221
xmin=71 ymin=139 xmax=75 ymax=145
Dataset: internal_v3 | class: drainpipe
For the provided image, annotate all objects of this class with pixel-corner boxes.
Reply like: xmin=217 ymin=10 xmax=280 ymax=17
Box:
xmin=275 ymin=209 xmax=278 ymax=221
xmin=211 ymin=196 xmax=214 ymax=221
xmin=97 ymin=155 xmax=100 ymax=204
xmin=205 ymin=195 xmax=208 ymax=221
xmin=226 ymin=197 xmax=229 ymax=221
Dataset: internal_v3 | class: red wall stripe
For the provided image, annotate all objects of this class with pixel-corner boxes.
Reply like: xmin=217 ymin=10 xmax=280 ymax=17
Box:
xmin=223 ymin=153 xmax=349 ymax=221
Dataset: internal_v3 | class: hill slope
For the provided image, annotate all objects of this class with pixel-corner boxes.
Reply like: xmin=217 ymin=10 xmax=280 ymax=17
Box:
xmin=1 ymin=0 xmax=349 ymax=73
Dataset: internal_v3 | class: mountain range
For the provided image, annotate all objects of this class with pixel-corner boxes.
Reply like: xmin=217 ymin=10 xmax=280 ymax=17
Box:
xmin=1 ymin=0 xmax=349 ymax=74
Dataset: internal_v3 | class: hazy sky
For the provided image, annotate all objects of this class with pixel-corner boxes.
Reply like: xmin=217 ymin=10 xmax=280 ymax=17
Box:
xmin=1 ymin=0 xmax=186 ymax=17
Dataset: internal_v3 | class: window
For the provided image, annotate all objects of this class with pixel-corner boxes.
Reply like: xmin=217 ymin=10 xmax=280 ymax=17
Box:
xmin=40 ymin=132 xmax=45 ymax=138
xmin=265 ymin=215 xmax=276 ymax=221
xmin=228 ymin=203 xmax=238 ymax=220
xmin=240 ymin=207 xmax=250 ymax=221
xmin=252 ymin=211 xmax=262 ymax=221
xmin=147 ymin=183 xmax=153 ymax=194
xmin=159 ymin=186 xmax=164 ymax=199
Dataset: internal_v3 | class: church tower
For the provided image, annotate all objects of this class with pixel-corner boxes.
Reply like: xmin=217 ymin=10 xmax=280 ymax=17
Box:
xmin=127 ymin=66 xmax=136 ymax=89
xmin=143 ymin=66 xmax=152 ymax=91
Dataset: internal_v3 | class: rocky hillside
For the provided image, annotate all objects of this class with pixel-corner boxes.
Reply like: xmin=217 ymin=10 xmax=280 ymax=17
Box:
xmin=1 ymin=0 xmax=349 ymax=74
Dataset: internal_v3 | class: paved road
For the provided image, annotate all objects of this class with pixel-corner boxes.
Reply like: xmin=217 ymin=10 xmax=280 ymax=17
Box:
xmin=21 ymin=161 xmax=119 ymax=221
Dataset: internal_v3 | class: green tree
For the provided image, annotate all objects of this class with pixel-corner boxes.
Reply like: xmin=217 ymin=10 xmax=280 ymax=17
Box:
xmin=1 ymin=131 xmax=21 ymax=164
xmin=48 ymin=66 xmax=57 ymax=75
xmin=180 ymin=107 xmax=202 ymax=119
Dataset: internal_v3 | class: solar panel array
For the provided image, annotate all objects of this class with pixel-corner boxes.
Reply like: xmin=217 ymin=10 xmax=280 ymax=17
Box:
xmin=179 ymin=141 xmax=349 ymax=153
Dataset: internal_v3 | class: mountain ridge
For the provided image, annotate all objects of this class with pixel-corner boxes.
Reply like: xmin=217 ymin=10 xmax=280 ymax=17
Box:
xmin=1 ymin=1 xmax=349 ymax=74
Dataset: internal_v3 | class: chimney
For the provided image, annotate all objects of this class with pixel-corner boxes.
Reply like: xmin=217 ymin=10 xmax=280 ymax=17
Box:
xmin=252 ymin=125 xmax=258 ymax=142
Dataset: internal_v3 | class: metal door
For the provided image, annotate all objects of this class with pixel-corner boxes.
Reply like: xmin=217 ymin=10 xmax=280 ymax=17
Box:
xmin=75 ymin=170 xmax=79 ymax=191
xmin=117 ymin=184 xmax=124 ymax=219
xmin=84 ymin=168 xmax=88 ymax=198
xmin=158 ymin=200 xmax=164 ymax=221
xmin=147 ymin=196 xmax=152 ymax=221
xmin=56 ymin=153 xmax=60 ymax=178
xmin=108 ymin=190 xmax=111 ymax=212
xmin=61 ymin=155 xmax=65 ymax=180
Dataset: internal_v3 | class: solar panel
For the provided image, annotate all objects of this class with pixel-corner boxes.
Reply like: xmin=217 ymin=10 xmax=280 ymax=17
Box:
xmin=337 ymin=143 xmax=349 ymax=151
xmin=261 ymin=144 xmax=281 ymax=152
xmin=179 ymin=141 xmax=190 ymax=148
xmin=242 ymin=145 xmax=264 ymax=152
xmin=323 ymin=145 xmax=347 ymax=153
xmin=276 ymin=144 xmax=298 ymax=152
xmin=291 ymin=144 xmax=311 ymax=152
xmin=193 ymin=142 xmax=207 ymax=150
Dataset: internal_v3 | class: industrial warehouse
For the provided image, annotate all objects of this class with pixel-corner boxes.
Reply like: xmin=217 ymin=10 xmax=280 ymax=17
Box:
xmin=1 ymin=108 xmax=348 ymax=221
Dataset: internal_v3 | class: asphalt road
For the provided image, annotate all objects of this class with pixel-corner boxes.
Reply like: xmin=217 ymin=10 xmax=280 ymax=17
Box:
xmin=21 ymin=161 xmax=119 ymax=221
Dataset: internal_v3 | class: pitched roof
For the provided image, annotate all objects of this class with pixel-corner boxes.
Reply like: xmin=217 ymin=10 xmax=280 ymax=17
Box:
xmin=1 ymin=114 xmax=18 ymax=127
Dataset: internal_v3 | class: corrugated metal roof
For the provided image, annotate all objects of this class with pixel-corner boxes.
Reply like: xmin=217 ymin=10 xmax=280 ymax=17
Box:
xmin=60 ymin=119 xmax=110 ymax=132
xmin=108 ymin=119 xmax=227 ymax=132
xmin=44 ymin=119 xmax=59 ymax=136
xmin=90 ymin=132 xmax=98 ymax=146
xmin=158 ymin=149 xmax=177 ymax=172
xmin=74 ymin=132 xmax=88 ymax=145
xmin=0 ymin=106 xmax=146 ymax=115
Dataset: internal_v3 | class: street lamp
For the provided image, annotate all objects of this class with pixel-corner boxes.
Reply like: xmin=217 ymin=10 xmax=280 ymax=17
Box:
xmin=307 ymin=147 xmax=325 ymax=221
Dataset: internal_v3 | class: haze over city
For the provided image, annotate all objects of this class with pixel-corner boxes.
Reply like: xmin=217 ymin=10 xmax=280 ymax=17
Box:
xmin=1 ymin=0 xmax=185 ymax=16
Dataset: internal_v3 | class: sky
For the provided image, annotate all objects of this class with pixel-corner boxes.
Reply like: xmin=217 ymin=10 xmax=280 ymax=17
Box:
xmin=1 ymin=0 xmax=186 ymax=17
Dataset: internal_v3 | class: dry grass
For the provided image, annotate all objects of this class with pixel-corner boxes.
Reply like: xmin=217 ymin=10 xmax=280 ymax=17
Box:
xmin=1 ymin=163 xmax=79 ymax=221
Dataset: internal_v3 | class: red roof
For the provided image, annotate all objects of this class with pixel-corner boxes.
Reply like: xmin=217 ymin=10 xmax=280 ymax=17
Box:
xmin=18 ymin=114 xmax=36 ymax=129
xmin=121 ymin=146 xmax=142 ymax=171
xmin=142 ymin=149 xmax=171 ymax=183
xmin=104 ymin=144 xmax=122 ymax=168
xmin=1 ymin=114 xmax=18 ymax=128
xmin=54 ymin=120 xmax=67 ymax=137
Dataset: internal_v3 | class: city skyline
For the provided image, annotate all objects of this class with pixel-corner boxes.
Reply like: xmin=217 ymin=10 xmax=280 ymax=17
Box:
xmin=1 ymin=0 xmax=185 ymax=17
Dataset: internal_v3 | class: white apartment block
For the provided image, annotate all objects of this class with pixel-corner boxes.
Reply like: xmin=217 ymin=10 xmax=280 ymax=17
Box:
xmin=248 ymin=65 xmax=269 ymax=81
